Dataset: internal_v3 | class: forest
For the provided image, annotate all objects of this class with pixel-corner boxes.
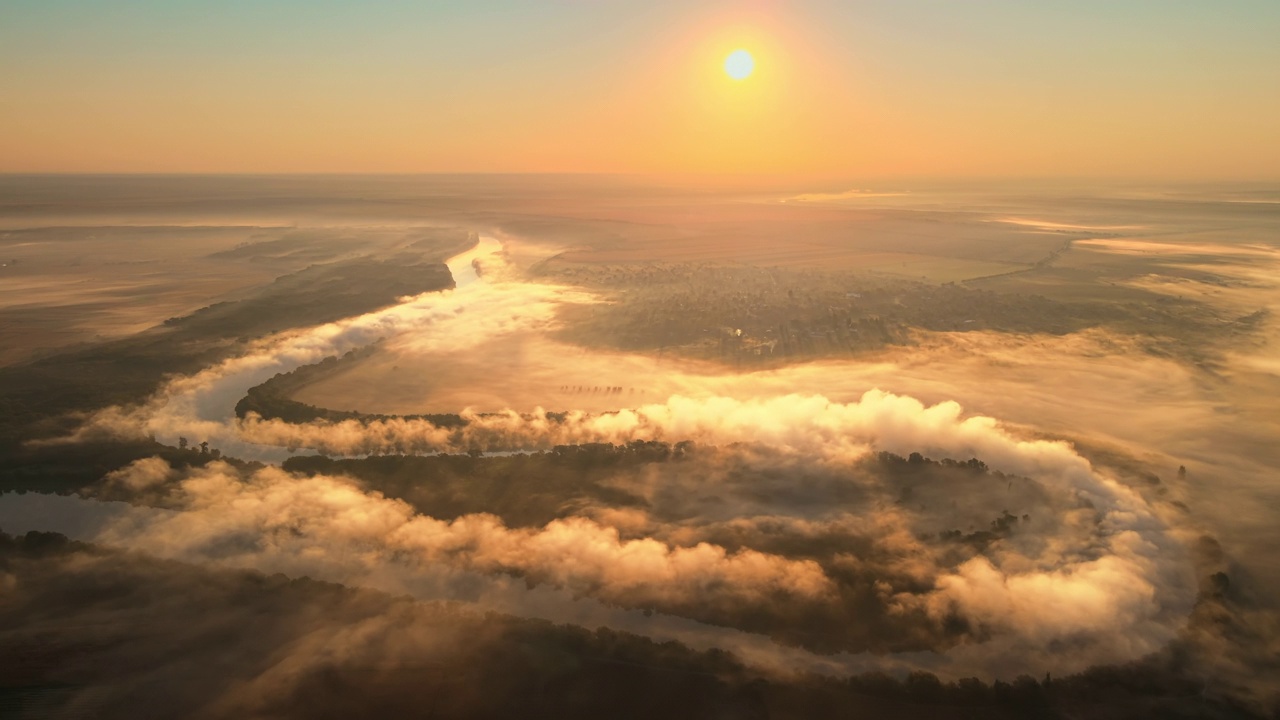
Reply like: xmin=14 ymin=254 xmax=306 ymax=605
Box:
xmin=0 ymin=529 xmax=1256 ymax=720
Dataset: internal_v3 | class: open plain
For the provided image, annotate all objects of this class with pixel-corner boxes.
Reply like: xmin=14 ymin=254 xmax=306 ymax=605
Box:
xmin=1 ymin=175 xmax=1278 ymax=719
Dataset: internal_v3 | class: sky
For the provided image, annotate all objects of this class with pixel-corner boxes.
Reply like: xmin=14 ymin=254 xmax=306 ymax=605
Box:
xmin=1 ymin=0 xmax=1278 ymax=179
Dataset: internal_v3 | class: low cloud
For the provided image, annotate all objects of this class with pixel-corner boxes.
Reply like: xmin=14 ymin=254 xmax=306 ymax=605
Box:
xmin=17 ymin=432 xmax=1193 ymax=679
xmin=88 ymin=459 xmax=835 ymax=614
xmin=25 ymin=231 xmax=1270 ymax=695
xmin=59 ymin=236 xmax=598 ymax=461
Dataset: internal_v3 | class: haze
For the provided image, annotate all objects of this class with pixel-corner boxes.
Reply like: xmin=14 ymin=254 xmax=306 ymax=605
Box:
xmin=1 ymin=3 xmax=1279 ymax=720
xmin=3 ymin=1 xmax=1280 ymax=177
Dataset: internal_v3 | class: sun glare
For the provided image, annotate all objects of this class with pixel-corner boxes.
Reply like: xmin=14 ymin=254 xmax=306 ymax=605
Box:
xmin=724 ymin=49 xmax=754 ymax=80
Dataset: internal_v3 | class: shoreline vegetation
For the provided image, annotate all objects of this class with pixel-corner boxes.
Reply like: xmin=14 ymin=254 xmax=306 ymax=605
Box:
xmin=0 ymin=528 xmax=1261 ymax=720
xmin=1 ymin=183 xmax=1276 ymax=717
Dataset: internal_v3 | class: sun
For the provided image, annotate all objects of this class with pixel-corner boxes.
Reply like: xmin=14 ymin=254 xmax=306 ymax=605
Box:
xmin=724 ymin=49 xmax=755 ymax=80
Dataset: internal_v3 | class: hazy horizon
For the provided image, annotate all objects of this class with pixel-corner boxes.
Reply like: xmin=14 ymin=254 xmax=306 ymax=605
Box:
xmin=4 ymin=1 xmax=1279 ymax=178
xmin=2 ymin=4 xmax=1278 ymax=719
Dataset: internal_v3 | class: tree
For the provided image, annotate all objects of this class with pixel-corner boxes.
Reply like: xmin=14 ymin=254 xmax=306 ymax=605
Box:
xmin=178 ymin=437 xmax=188 ymax=450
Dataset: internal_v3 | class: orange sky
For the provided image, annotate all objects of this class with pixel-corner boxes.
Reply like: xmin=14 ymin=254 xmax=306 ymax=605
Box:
xmin=2 ymin=1 xmax=1278 ymax=179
